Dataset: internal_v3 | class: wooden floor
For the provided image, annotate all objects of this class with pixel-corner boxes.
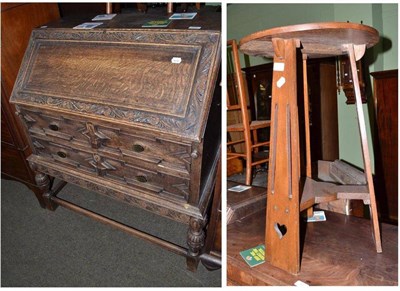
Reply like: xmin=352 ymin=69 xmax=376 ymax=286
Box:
xmin=227 ymin=207 xmax=398 ymax=286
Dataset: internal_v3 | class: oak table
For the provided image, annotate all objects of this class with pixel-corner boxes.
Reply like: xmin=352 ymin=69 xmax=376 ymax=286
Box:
xmin=239 ymin=22 xmax=381 ymax=274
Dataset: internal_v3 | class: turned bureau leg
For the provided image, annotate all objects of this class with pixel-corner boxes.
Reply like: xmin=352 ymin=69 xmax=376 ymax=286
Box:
xmin=186 ymin=217 xmax=206 ymax=271
xmin=34 ymin=172 xmax=58 ymax=211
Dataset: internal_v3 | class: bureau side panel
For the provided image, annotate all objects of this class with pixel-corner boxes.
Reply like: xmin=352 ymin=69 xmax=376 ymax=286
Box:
xmin=199 ymin=78 xmax=221 ymax=197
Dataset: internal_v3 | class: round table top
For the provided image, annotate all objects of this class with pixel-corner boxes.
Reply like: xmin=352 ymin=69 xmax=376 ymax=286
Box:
xmin=239 ymin=22 xmax=379 ymax=58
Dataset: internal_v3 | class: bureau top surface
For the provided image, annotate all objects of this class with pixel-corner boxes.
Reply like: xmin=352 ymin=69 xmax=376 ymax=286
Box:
xmin=10 ymin=6 xmax=221 ymax=142
xmin=240 ymin=22 xmax=379 ymax=58
xmin=44 ymin=5 xmax=221 ymax=31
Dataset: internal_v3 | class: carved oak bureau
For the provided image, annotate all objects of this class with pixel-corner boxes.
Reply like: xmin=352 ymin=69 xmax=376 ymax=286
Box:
xmin=10 ymin=7 xmax=221 ymax=271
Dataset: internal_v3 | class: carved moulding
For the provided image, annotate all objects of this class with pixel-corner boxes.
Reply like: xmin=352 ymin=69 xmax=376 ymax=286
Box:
xmin=28 ymin=156 xmax=206 ymax=225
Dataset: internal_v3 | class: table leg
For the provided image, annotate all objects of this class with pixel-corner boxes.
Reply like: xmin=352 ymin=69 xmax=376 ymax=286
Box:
xmin=302 ymin=54 xmax=312 ymax=179
xmin=186 ymin=217 xmax=205 ymax=271
xmin=265 ymin=38 xmax=301 ymax=274
xmin=345 ymin=43 xmax=382 ymax=253
xmin=34 ymin=172 xmax=58 ymax=211
xmin=302 ymin=54 xmax=314 ymax=219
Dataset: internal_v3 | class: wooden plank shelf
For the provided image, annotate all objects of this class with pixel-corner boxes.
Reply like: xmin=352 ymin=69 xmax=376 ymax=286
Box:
xmin=227 ymin=181 xmax=266 ymax=224
xmin=300 ymin=177 xmax=370 ymax=212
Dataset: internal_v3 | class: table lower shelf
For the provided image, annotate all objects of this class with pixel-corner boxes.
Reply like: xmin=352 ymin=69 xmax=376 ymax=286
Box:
xmin=228 ymin=208 xmax=398 ymax=286
xmin=300 ymin=177 xmax=370 ymax=212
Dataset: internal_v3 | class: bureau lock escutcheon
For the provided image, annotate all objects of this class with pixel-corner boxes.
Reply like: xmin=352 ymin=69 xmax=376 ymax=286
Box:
xmin=57 ymin=150 xmax=67 ymax=158
xmin=132 ymin=144 xmax=145 ymax=153
xmin=49 ymin=123 xmax=59 ymax=131
xmin=136 ymin=175 xmax=148 ymax=183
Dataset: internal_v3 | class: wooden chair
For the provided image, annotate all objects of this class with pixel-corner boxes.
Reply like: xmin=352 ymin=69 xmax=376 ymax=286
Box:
xmin=227 ymin=39 xmax=271 ymax=185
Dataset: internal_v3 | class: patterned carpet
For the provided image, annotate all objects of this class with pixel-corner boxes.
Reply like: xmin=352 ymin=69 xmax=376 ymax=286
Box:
xmin=1 ymin=178 xmax=221 ymax=287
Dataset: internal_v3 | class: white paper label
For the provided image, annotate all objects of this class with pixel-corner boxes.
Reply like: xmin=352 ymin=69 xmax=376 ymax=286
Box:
xmin=277 ymin=76 xmax=286 ymax=88
xmin=273 ymin=62 xmax=285 ymax=71
xmin=171 ymin=57 xmax=182 ymax=64
xmin=294 ymin=280 xmax=309 ymax=287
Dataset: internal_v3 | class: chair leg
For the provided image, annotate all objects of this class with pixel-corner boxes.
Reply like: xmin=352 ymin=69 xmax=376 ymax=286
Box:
xmin=245 ymin=158 xmax=252 ymax=185
xmin=245 ymin=129 xmax=253 ymax=185
xmin=307 ymin=206 xmax=314 ymax=218
xmin=252 ymin=129 xmax=259 ymax=153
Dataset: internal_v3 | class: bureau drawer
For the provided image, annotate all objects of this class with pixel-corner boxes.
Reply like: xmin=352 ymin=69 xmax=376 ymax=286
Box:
xmin=20 ymin=108 xmax=192 ymax=175
xmin=31 ymin=137 xmax=190 ymax=201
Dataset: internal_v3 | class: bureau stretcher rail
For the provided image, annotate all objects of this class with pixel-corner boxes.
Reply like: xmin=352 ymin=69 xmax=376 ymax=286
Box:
xmin=48 ymin=194 xmax=221 ymax=267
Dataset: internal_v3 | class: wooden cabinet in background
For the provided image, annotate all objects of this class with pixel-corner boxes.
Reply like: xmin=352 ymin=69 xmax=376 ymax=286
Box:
xmin=242 ymin=63 xmax=273 ymax=147
xmin=371 ymin=70 xmax=398 ymax=224
xmin=242 ymin=58 xmax=339 ymax=165
xmin=1 ymin=3 xmax=60 ymax=207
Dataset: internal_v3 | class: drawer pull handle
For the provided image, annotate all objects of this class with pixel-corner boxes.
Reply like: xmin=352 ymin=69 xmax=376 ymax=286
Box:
xmin=191 ymin=150 xmax=199 ymax=159
xmin=49 ymin=123 xmax=59 ymax=131
xmin=57 ymin=151 xmax=67 ymax=158
xmin=136 ymin=175 xmax=147 ymax=183
xmin=133 ymin=144 xmax=145 ymax=152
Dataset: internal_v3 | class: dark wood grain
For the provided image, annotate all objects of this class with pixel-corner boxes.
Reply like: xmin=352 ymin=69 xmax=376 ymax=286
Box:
xmin=203 ymin=152 xmax=221 ymax=270
xmin=371 ymin=70 xmax=398 ymax=224
xmin=1 ymin=3 xmax=60 ymax=207
xmin=1 ymin=3 xmax=60 ymax=97
xmin=228 ymin=209 xmax=398 ymax=286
